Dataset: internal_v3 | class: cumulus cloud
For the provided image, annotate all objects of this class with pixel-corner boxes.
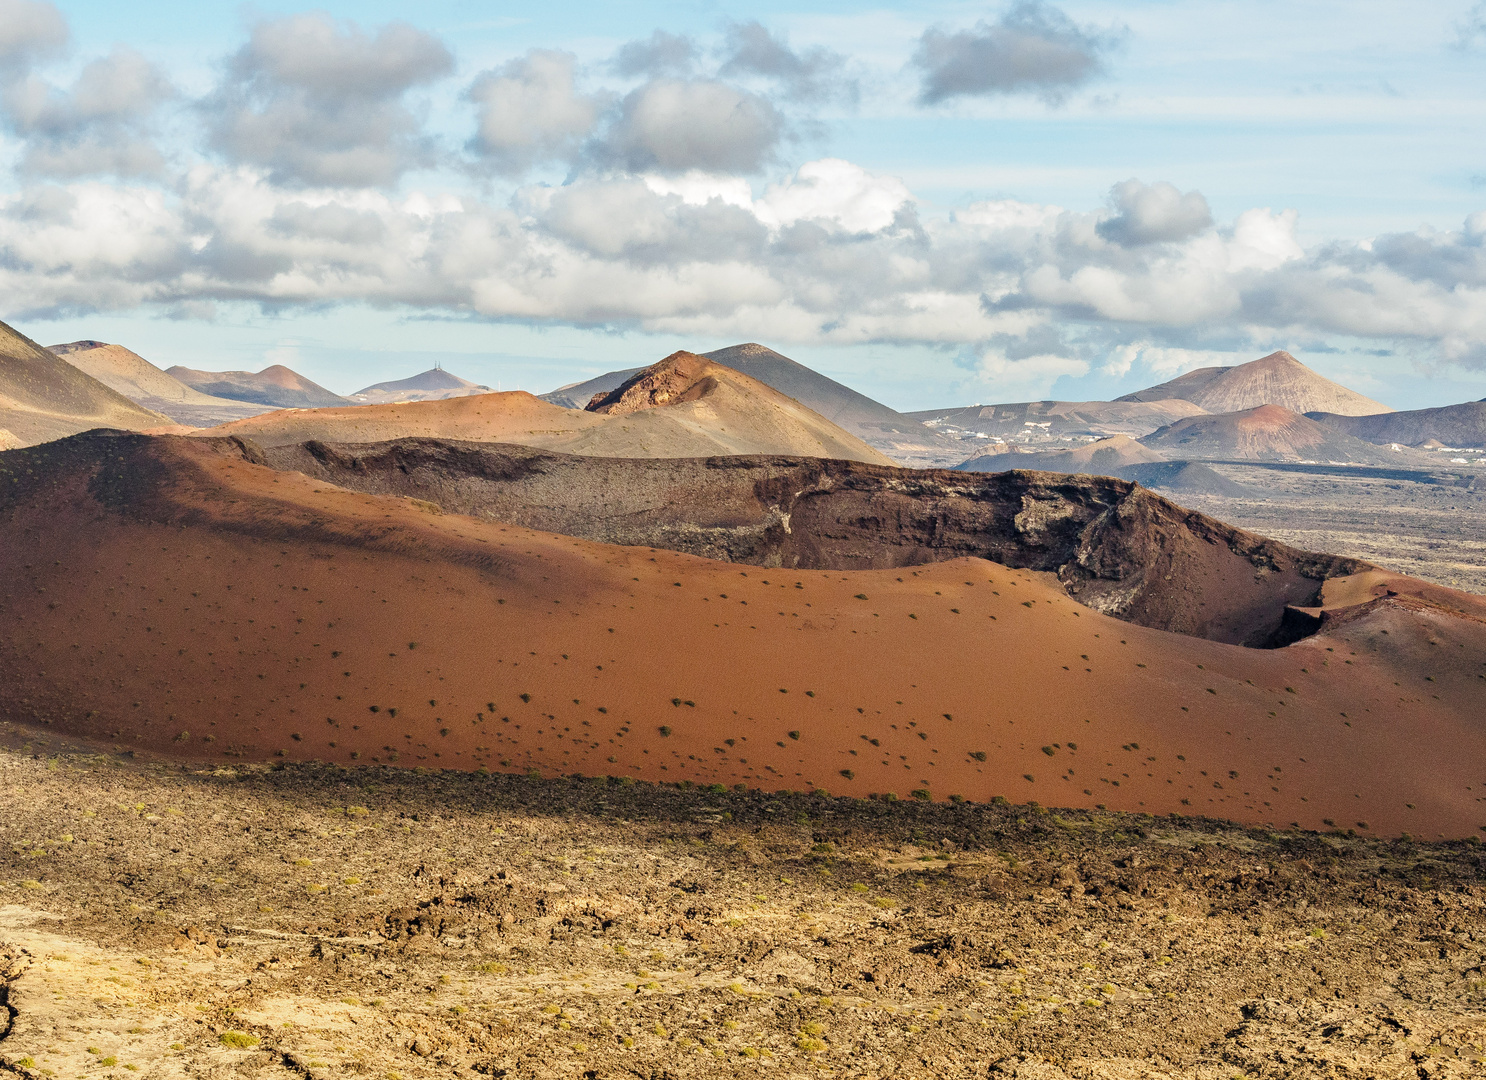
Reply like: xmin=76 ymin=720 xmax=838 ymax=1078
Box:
xmin=529 ymin=178 xmax=767 ymax=266
xmin=913 ymin=2 xmax=1122 ymax=105
xmin=1096 ymin=179 xmax=1213 ymax=246
xmin=204 ymin=13 xmax=453 ymax=187
xmin=467 ymin=50 xmax=602 ymax=175
xmin=611 ymin=30 xmax=697 ymax=77
xmin=3 ymin=46 xmax=172 ymax=177
xmin=598 ymin=78 xmax=783 ymax=174
xmin=756 ymin=159 xmax=912 ymax=233
xmin=0 ymin=0 xmax=67 ymax=70
xmin=719 ymin=21 xmax=856 ymax=105
xmin=6 ymin=155 xmax=1486 ymax=383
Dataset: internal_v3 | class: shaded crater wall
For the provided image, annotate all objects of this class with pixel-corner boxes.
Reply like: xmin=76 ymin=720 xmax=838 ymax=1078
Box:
xmin=262 ymin=437 xmax=1369 ymax=647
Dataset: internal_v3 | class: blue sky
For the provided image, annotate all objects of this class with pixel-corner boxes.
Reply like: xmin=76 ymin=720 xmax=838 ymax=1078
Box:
xmin=4 ymin=1 xmax=1486 ymax=409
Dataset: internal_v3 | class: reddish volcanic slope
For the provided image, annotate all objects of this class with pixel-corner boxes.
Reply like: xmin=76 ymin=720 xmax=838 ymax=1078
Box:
xmin=2 ymin=433 xmax=1485 ymax=838
xmin=1139 ymin=404 xmax=1422 ymax=464
xmin=206 ymin=352 xmax=892 ymax=464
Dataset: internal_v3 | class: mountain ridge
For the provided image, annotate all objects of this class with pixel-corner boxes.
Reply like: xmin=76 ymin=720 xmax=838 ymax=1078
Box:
xmin=201 ymin=350 xmax=894 ymax=464
xmin=351 ymin=367 xmax=492 ymax=403
xmin=542 ymin=343 xmax=963 ymax=466
xmin=1308 ymin=400 xmax=1486 ymax=449
xmin=0 ymin=318 xmax=170 ymax=446
xmin=1138 ymin=403 xmax=1423 ymax=465
xmin=48 ymin=341 xmax=270 ymax=426
xmin=1119 ymin=351 xmax=1391 ymax=417
xmin=168 ymin=364 xmax=350 ymax=409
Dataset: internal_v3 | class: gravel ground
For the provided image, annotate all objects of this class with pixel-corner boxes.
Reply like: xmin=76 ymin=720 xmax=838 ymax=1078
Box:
xmin=1174 ymin=465 xmax=1486 ymax=595
xmin=0 ymin=724 xmax=1484 ymax=1079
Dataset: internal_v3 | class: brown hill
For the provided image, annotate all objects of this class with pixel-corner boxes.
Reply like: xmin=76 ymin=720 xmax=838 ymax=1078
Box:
xmin=267 ymin=436 xmax=1356 ymax=648
xmin=203 ymin=391 xmax=601 ymax=447
xmin=350 ymin=366 xmax=492 ymax=404
xmin=543 ymin=343 xmax=964 ymax=467
xmin=1119 ymin=351 xmax=1390 ymax=416
xmin=0 ymin=318 xmax=169 ymax=446
xmin=209 ymin=352 xmax=893 ymax=464
xmin=909 ymin=398 xmax=1207 ymax=441
xmin=2 ymin=431 xmax=1485 ymax=837
xmin=953 ymin=435 xmax=1168 ymax=475
xmin=700 ymin=343 xmax=964 ymax=466
xmin=167 ymin=363 xmax=349 ymax=409
xmin=1138 ymin=405 xmax=1426 ymax=465
xmin=1307 ymin=400 xmax=1486 ymax=449
xmin=48 ymin=341 xmax=271 ymax=426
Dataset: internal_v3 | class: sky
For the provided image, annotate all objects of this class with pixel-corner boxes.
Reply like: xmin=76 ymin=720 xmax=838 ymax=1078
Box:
xmin=3 ymin=2 xmax=1486 ymax=410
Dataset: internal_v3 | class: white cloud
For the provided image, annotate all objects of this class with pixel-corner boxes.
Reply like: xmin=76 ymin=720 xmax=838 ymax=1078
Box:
xmin=1097 ymin=178 xmax=1212 ymax=246
xmin=3 ymin=46 xmax=172 ymax=178
xmin=1101 ymin=343 xmax=1253 ymax=380
xmin=0 ymin=0 xmax=67 ymax=69
xmin=611 ymin=30 xmax=697 ymax=78
xmin=913 ymin=2 xmax=1123 ymax=106
xmin=467 ymin=50 xmax=602 ymax=175
xmin=4 ymin=154 xmax=1486 ymax=382
xmin=1227 ymin=207 xmax=1303 ymax=271
xmin=719 ymin=21 xmax=856 ymax=105
xmin=756 ymin=158 xmax=912 ymax=233
xmin=204 ymin=14 xmax=453 ymax=188
xmin=954 ymin=198 xmax=1063 ymax=230
xmin=641 ymin=171 xmax=755 ymax=209
xmin=976 ymin=348 xmax=1089 ymax=395
xmin=599 ymin=79 xmax=783 ymax=174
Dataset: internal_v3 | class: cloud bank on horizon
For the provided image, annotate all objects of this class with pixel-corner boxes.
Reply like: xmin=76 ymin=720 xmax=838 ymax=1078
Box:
xmin=2 ymin=0 xmax=1486 ymax=399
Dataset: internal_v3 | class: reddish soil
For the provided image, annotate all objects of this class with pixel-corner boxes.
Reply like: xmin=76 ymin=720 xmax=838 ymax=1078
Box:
xmin=2 ymin=433 xmax=1485 ymax=838
xmin=1140 ymin=404 xmax=1420 ymax=465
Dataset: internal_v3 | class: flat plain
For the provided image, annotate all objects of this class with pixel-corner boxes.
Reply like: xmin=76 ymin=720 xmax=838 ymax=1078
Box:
xmin=1172 ymin=463 xmax=1486 ymax=595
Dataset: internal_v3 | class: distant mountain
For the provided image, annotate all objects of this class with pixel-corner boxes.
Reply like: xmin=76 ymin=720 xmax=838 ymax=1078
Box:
xmin=169 ymin=364 xmax=349 ymax=409
xmin=541 ymin=368 xmax=644 ymax=410
xmin=351 ymin=367 xmax=491 ymax=404
xmin=954 ymin=435 xmax=1167 ymax=475
xmin=0 ymin=319 xmax=169 ymax=446
xmin=1119 ymin=351 xmax=1390 ymax=417
xmin=49 ymin=341 xmax=269 ymax=426
xmin=542 ymin=343 xmax=963 ymax=467
xmin=909 ymin=398 xmax=1206 ymax=442
xmin=1307 ymin=400 xmax=1486 ymax=449
xmin=951 ymin=440 xmax=1250 ymax=497
xmin=206 ymin=350 xmax=893 ymax=465
xmin=700 ymin=344 xmax=962 ymax=466
xmin=1138 ymin=404 xmax=1421 ymax=465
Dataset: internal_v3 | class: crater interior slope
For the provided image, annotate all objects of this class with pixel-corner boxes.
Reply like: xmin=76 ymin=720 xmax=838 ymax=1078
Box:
xmin=2 ymin=432 xmax=1484 ymax=838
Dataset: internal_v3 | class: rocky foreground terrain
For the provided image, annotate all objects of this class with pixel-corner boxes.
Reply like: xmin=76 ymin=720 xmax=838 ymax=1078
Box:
xmin=1 ymin=726 xmax=1483 ymax=1079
